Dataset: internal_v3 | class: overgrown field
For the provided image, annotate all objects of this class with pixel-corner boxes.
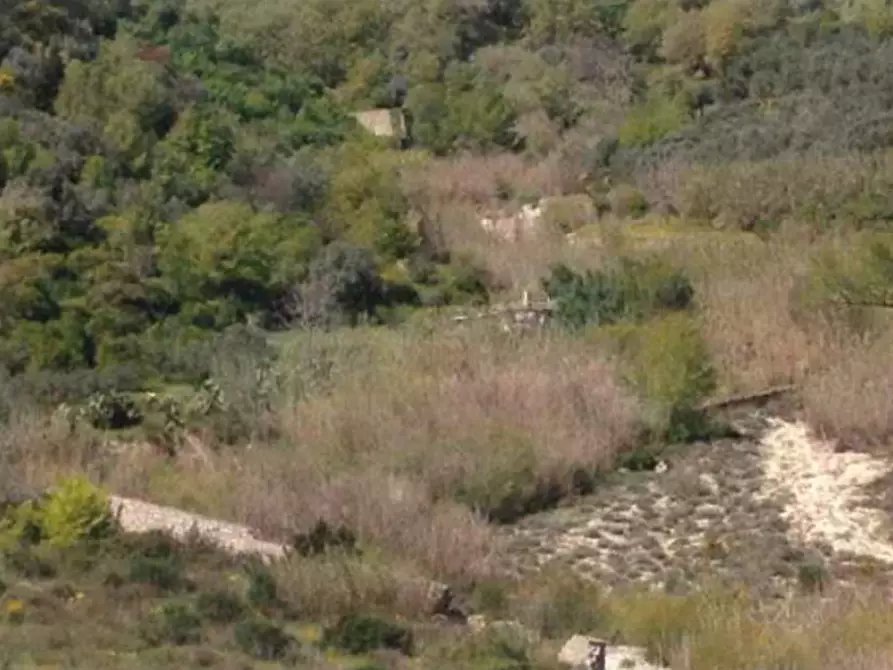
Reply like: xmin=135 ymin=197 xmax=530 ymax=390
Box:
xmin=4 ymin=0 xmax=893 ymax=667
xmin=5 ymin=477 xmax=893 ymax=669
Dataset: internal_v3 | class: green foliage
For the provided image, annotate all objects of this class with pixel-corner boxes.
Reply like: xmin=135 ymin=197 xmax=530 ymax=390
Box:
xmin=449 ymin=434 xmax=579 ymax=523
xmin=614 ymin=313 xmax=718 ymax=441
xmin=520 ymin=571 xmax=608 ymax=639
xmin=807 ymin=233 xmax=893 ymax=309
xmin=623 ymin=0 xmax=679 ymax=55
xmin=128 ymin=533 xmax=188 ymax=592
xmin=542 ymin=257 xmax=695 ymax=330
xmin=618 ymin=95 xmax=689 ymax=147
xmin=323 ymin=613 xmax=414 ymax=655
xmin=55 ymin=36 xmax=174 ymax=167
xmin=292 ymin=520 xmax=358 ymax=557
xmin=156 ymin=200 xmax=321 ymax=310
xmin=797 ymin=556 xmax=830 ymax=594
xmin=0 ymin=500 xmax=42 ymax=552
xmin=3 ymin=0 xmax=893 ymax=401
xmin=524 ymin=0 xmax=607 ymax=45
xmin=141 ymin=601 xmax=203 ymax=645
xmin=406 ymin=64 xmax=520 ymax=154
xmin=321 ymin=143 xmax=417 ymax=259
xmin=196 ymin=589 xmax=247 ymax=623
xmin=422 ymin=627 xmax=534 ymax=670
xmin=292 ymin=243 xmax=389 ymax=327
xmin=0 ymin=476 xmax=114 ymax=551
xmin=38 ymin=477 xmax=114 ymax=549
xmin=153 ymin=106 xmax=237 ymax=205
xmin=245 ymin=563 xmax=280 ymax=610
xmin=234 ymin=617 xmax=295 ymax=660
xmin=83 ymin=390 xmax=143 ymax=429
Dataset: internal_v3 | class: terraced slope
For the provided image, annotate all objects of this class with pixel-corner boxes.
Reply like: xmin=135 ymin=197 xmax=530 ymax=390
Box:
xmin=502 ymin=414 xmax=893 ymax=595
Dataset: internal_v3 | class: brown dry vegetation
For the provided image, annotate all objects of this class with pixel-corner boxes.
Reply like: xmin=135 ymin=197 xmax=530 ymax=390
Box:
xmin=7 ymin=0 xmax=893 ymax=667
xmin=5 ymin=176 xmax=893 ymax=668
xmin=4 ymin=327 xmax=642 ymax=587
xmin=6 ymin=127 xmax=893 ymax=665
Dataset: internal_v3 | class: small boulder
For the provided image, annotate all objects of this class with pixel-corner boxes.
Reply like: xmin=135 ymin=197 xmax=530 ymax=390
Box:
xmin=698 ymin=473 xmax=720 ymax=497
xmin=420 ymin=580 xmax=466 ymax=622
xmin=467 ymin=614 xmax=488 ymax=633
xmin=558 ymin=635 xmax=602 ymax=668
xmin=558 ymin=635 xmax=668 ymax=670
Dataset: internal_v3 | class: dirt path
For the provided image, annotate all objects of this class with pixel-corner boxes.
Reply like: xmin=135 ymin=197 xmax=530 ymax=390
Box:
xmin=759 ymin=419 xmax=893 ymax=564
xmin=108 ymin=495 xmax=288 ymax=561
xmin=502 ymin=416 xmax=893 ymax=591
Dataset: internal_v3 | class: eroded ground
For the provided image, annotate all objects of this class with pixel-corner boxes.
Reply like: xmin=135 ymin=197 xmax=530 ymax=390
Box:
xmin=501 ymin=413 xmax=893 ymax=595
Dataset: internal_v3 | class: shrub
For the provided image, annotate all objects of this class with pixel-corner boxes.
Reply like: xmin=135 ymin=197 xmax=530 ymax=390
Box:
xmin=613 ymin=313 xmax=717 ymax=441
xmin=607 ymin=184 xmax=649 ymax=217
xmin=128 ymin=552 xmax=186 ymax=593
xmin=234 ymin=617 xmax=294 ymax=660
xmin=421 ymin=626 xmax=534 ymax=670
xmin=292 ymin=520 xmax=358 ymax=557
xmin=83 ymin=391 xmax=142 ymax=430
xmin=618 ymin=95 xmax=689 ymax=147
xmin=246 ymin=562 xmax=280 ymax=610
xmin=196 ymin=589 xmax=247 ymax=623
xmin=291 ymin=243 xmax=387 ymax=327
xmin=511 ymin=569 xmax=609 ymax=640
xmin=322 ymin=613 xmax=413 ymax=655
xmin=797 ymin=557 xmax=830 ymax=594
xmin=450 ymin=436 xmax=570 ymax=523
xmin=804 ymin=233 xmax=893 ymax=313
xmin=0 ymin=500 xmax=42 ymax=551
xmin=23 ymin=476 xmax=115 ymax=549
xmin=142 ymin=601 xmax=203 ymax=646
xmin=542 ymin=257 xmax=694 ymax=330
xmin=540 ymin=194 xmax=597 ymax=233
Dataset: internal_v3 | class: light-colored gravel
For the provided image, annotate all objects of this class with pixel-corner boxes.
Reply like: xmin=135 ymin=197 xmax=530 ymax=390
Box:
xmin=108 ymin=495 xmax=288 ymax=561
xmin=502 ymin=417 xmax=893 ymax=591
xmin=759 ymin=419 xmax=893 ymax=564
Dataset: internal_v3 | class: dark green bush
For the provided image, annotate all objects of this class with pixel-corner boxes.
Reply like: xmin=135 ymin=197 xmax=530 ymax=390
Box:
xmin=128 ymin=551 xmax=187 ymax=592
xmin=608 ymin=314 xmax=718 ymax=442
xmin=291 ymin=243 xmax=387 ymax=328
xmin=797 ymin=557 xmax=830 ymax=594
xmin=292 ymin=520 xmax=358 ymax=557
xmin=83 ymin=390 xmax=142 ymax=429
xmin=322 ymin=613 xmax=413 ymax=655
xmin=245 ymin=562 xmax=280 ymax=610
xmin=234 ymin=617 xmax=294 ymax=660
xmin=141 ymin=601 xmax=203 ymax=646
xmin=451 ymin=446 xmax=571 ymax=524
xmin=542 ymin=257 xmax=695 ymax=331
xmin=421 ymin=626 xmax=533 ymax=670
xmin=196 ymin=589 xmax=247 ymax=623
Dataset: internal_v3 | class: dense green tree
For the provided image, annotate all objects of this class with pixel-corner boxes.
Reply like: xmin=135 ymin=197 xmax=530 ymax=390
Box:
xmin=156 ymin=200 xmax=322 ymax=309
xmin=55 ymin=36 xmax=174 ymax=168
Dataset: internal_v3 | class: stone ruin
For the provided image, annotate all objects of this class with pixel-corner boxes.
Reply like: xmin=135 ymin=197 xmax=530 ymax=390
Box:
xmin=351 ymin=108 xmax=408 ymax=141
xmin=479 ymin=201 xmax=546 ymax=243
xmin=478 ymin=195 xmax=596 ymax=244
xmin=451 ymin=291 xmax=555 ymax=333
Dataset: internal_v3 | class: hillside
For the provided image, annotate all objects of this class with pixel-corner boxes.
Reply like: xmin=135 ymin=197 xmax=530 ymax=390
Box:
xmin=2 ymin=0 xmax=893 ymax=668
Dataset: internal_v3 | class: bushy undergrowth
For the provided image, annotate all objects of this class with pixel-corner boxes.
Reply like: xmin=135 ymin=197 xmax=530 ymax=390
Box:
xmin=542 ymin=255 xmax=695 ymax=330
xmin=0 ymin=475 xmax=114 ymax=551
xmin=4 ymin=1 xmax=893 ymax=667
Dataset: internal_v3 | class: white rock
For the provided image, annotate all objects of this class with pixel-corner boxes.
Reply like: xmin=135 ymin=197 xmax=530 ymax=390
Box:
xmin=558 ymin=635 xmax=667 ymax=670
xmin=698 ymin=472 xmax=720 ymax=497
xmin=468 ymin=614 xmax=488 ymax=633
